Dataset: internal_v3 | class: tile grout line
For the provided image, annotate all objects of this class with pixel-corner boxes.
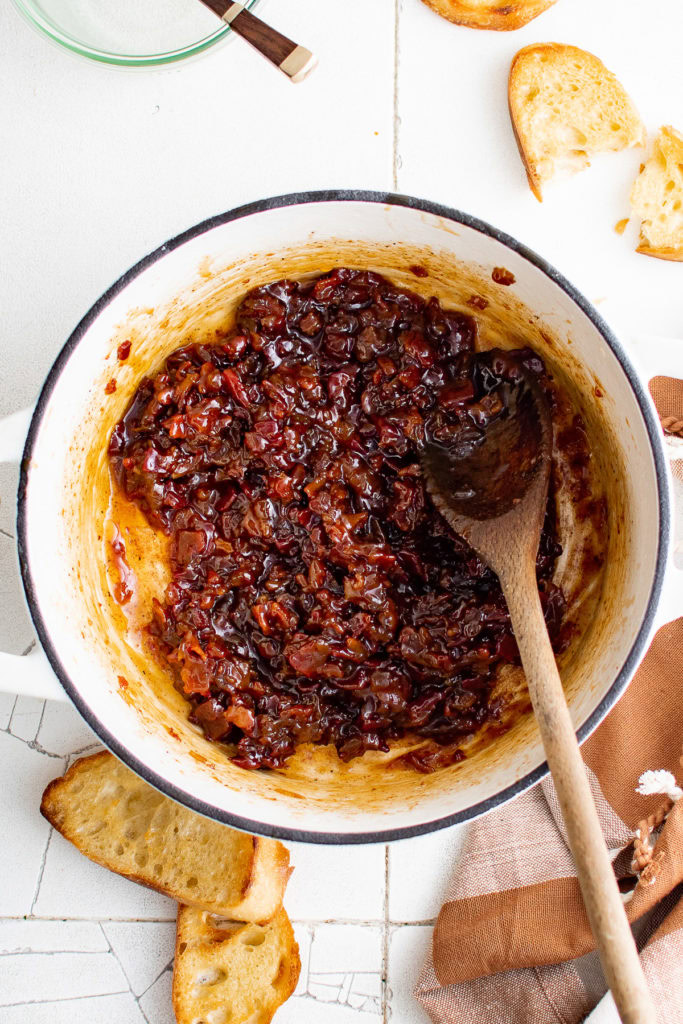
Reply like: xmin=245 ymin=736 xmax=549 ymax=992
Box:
xmin=382 ymin=844 xmax=390 ymax=1022
xmin=98 ymin=921 xmax=141 ymax=1013
xmin=137 ymin=960 xmax=174 ymax=1002
xmin=6 ymin=693 xmax=19 ymax=733
xmin=3 ymin=991 xmax=131 ymax=1008
xmin=100 ymin=919 xmax=172 ymax=1021
xmin=32 ymin=698 xmax=48 ymax=745
xmin=301 ymin=924 xmax=315 ymax=999
xmin=0 ymin=915 xmax=182 ymax=924
xmin=29 ymin=828 xmax=54 ymax=916
xmin=0 ymin=914 xmax=438 ymax=926
xmin=0 ymin=949 xmax=129 ymax=957
xmin=392 ymin=0 xmax=401 ymax=191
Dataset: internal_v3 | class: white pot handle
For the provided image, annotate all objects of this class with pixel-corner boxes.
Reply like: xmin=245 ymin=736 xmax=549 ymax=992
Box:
xmin=0 ymin=406 xmax=34 ymax=463
xmin=625 ymin=335 xmax=683 ymax=631
xmin=0 ymin=406 xmax=68 ymax=702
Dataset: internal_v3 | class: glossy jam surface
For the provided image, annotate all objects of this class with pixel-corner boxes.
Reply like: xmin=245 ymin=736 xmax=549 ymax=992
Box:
xmin=109 ymin=269 xmax=570 ymax=772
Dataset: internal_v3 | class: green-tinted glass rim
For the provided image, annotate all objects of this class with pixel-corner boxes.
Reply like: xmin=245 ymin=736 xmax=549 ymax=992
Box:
xmin=9 ymin=0 xmax=261 ymax=67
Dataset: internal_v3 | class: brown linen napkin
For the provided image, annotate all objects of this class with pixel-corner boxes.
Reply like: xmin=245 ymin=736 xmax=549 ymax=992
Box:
xmin=415 ymin=381 xmax=683 ymax=1024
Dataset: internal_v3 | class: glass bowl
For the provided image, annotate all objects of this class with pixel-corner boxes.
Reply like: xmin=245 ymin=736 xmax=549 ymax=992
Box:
xmin=10 ymin=0 xmax=261 ymax=67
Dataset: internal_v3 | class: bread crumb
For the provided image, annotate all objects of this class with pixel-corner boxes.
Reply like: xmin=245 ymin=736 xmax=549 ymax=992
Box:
xmin=614 ymin=218 xmax=629 ymax=235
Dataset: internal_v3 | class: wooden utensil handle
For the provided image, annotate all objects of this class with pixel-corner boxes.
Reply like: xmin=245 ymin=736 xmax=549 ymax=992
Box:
xmin=502 ymin=560 xmax=656 ymax=1024
xmin=200 ymin=1 xmax=317 ymax=81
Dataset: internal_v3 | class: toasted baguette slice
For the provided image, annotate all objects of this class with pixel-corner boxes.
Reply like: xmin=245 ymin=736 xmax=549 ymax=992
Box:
xmin=41 ymin=752 xmax=290 ymax=922
xmin=173 ymin=905 xmax=300 ymax=1024
xmin=421 ymin=0 xmax=556 ymax=30
xmin=509 ymin=43 xmax=645 ymax=200
xmin=630 ymin=126 xmax=683 ymax=261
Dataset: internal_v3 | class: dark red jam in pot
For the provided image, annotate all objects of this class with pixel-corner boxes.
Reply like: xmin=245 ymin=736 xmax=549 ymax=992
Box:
xmin=109 ymin=269 xmax=567 ymax=772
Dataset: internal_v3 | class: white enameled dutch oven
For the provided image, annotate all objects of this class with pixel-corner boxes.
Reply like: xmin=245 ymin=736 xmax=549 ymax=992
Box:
xmin=0 ymin=192 xmax=681 ymax=844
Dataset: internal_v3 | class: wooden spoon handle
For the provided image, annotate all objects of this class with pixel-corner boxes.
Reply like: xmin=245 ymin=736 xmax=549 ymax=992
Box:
xmin=200 ymin=1 xmax=317 ymax=81
xmin=502 ymin=561 xmax=656 ymax=1024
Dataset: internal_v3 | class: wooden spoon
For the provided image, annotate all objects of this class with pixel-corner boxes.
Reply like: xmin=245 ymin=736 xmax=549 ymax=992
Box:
xmin=198 ymin=1 xmax=317 ymax=81
xmin=422 ymin=371 xmax=655 ymax=1024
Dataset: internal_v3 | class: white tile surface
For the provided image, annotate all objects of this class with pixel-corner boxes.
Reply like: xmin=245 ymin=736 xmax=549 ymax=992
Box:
xmin=138 ymin=966 xmax=175 ymax=1024
xmin=5 ymin=695 xmax=47 ymax=744
xmin=33 ymin=830 xmax=177 ymax=919
xmin=287 ymin=841 xmax=386 ymax=921
xmin=102 ymin=921 xmax=177 ymax=997
xmin=2 ymin=950 xmax=128 ymax=1005
xmin=0 ymin=0 xmax=395 ymax=419
xmin=0 ymin=919 xmax=108 ymax=955
xmin=0 ymin=729 xmax=63 ymax=916
xmin=2 ymin=993 xmax=148 ymax=1024
xmin=35 ymin=703 xmax=99 ymax=758
xmin=292 ymin=922 xmax=313 ymax=995
xmin=389 ymin=824 xmax=467 ymax=922
xmin=0 ymin=691 xmax=18 ymax=731
xmin=279 ymin=924 xmax=383 ymax=1022
xmin=1 ymin=0 xmax=682 ymax=1020
xmin=308 ymin=923 xmax=383 ymax=975
xmin=279 ymin=997 xmax=380 ymax=1024
xmin=388 ymin=925 xmax=433 ymax=1024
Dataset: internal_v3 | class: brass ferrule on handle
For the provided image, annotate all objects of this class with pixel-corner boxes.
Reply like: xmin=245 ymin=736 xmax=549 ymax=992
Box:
xmin=221 ymin=2 xmax=243 ymax=24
